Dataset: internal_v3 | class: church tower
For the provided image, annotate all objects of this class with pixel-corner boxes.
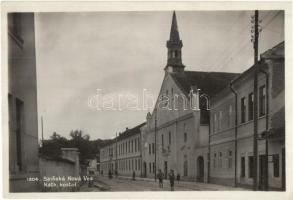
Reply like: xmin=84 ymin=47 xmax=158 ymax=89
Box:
xmin=165 ymin=11 xmax=185 ymax=73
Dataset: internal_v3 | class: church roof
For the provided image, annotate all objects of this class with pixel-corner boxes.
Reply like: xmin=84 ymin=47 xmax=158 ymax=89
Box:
xmin=170 ymin=71 xmax=240 ymax=97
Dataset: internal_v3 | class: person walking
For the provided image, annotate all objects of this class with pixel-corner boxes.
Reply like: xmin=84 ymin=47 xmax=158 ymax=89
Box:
xmin=169 ymin=170 xmax=175 ymax=191
xmin=132 ymin=171 xmax=136 ymax=181
xmin=176 ymin=173 xmax=180 ymax=184
xmin=157 ymin=169 xmax=163 ymax=188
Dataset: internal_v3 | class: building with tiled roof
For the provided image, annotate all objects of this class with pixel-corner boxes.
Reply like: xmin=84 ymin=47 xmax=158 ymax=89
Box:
xmin=100 ymin=123 xmax=146 ymax=177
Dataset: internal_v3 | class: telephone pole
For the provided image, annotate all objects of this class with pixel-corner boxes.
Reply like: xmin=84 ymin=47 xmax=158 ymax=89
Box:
xmin=41 ymin=116 xmax=44 ymax=146
xmin=154 ymin=108 xmax=157 ymax=181
xmin=252 ymin=10 xmax=259 ymax=191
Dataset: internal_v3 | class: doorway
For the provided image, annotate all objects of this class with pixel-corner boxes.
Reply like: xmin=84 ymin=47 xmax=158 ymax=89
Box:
xmin=143 ymin=162 xmax=147 ymax=177
xmin=164 ymin=161 xmax=168 ymax=179
xmin=197 ymin=156 xmax=204 ymax=182
xmin=259 ymin=155 xmax=267 ymax=190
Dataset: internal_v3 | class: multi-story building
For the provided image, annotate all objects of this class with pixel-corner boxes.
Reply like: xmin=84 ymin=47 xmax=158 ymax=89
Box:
xmin=141 ymin=12 xmax=239 ymax=182
xmin=100 ymin=123 xmax=145 ymax=177
xmin=209 ymin=42 xmax=285 ymax=190
xmin=7 ymin=13 xmax=40 ymax=192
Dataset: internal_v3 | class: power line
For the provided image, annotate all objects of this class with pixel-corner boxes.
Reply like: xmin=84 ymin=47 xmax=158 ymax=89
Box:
xmin=262 ymin=11 xmax=282 ymax=29
xmin=217 ymin=10 xmax=279 ymax=72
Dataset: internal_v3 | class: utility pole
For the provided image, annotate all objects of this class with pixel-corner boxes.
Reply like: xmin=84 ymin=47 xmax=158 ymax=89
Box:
xmin=115 ymin=132 xmax=118 ymax=175
xmin=154 ymin=108 xmax=157 ymax=181
xmin=252 ymin=10 xmax=259 ymax=191
xmin=41 ymin=116 xmax=44 ymax=146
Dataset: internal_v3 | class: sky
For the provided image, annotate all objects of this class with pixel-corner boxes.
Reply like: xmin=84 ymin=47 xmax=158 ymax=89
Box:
xmin=34 ymin=11 xmax=284 ymax=141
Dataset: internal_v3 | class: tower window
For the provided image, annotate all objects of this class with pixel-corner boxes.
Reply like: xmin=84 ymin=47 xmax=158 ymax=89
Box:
xmin=172 ymin=51 xmax=176 ymax=58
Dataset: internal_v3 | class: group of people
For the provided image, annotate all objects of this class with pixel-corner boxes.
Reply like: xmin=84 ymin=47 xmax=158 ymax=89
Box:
xmin=157 ymin=169 xmax=180 ymax=191
xmin=107 ymin=169 xmax=180 ymax=191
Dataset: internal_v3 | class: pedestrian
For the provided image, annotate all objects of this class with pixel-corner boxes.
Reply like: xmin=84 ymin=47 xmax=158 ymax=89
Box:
xmin=157 ymin=169 xmax=163 ymax=188
xmin=108 ymin=170 xmax=112 ymax=179
xmin=176 ymin=173 xmax=180 ymax=184
xmin=132 ymin=171 xmax=136 ymax=180
xmin=169 ymin=170 xmax=175 ymax=191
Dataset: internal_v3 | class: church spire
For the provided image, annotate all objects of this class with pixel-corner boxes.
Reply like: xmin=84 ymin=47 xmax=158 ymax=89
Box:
xmin=169 ymin=11 xmax=180 ymax=41
xmin=165 ymin=11 xmax=185 ymax=73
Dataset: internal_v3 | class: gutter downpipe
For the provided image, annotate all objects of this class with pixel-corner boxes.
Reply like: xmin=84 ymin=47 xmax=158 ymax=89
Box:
xmin=259 ymin=67 xmax=269 ymax=191
xmin=230 ymin=81 xmax=238 ymax=187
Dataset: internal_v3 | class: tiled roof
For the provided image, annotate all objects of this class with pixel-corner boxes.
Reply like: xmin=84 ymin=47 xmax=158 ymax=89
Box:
xmin=116 ymin=122 xmax=146 ymax=141
xmin=170 ymin=71 xmax=240 ymax=97
xmin=101 ymin=122 xmax=146 ymax=148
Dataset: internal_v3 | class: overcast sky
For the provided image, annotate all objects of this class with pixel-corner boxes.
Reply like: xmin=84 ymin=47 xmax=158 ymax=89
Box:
xmin=35 ymin=11 xmax=284 ymax=140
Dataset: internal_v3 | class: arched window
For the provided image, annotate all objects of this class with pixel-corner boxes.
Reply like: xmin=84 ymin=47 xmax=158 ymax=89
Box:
xmin=172 ymin=51 xmax=176 ymax=58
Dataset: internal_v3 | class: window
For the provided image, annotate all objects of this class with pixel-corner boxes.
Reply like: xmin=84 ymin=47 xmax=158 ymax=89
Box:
xmin=169 ymin=131 xmax=171 ymax=145
xmin=228 ymin=105 xmax=233 ymax=128
xmin=138 ymin=138 xmax=140 ymax=151
xmin=219 ymin=111 xmax=223 ymax=130
xmin=129 ymin=141 xmax=131 ymax=153
xmin=214 ymin=113 xmax=217 ymax=132
xmin=248 ymin=156 xmax=255 ymax=178
xmin=218 ymin=152 xmax=222 ymax=168
xmin=152 ymin=162 xmax=155 ymax=173
xmin=138 ymin=159 xmax=141 ymax=170
xmin=184 ymin=132 xmax=187 ymax=143
xmin=135 ymin=139 xmax=137 ymax=152
xmin=228 ymin=150 xmax=233 ymax=168
xmin=149 ymin=163 xmax=152 ymax=173
xmin=273 ymin=154 xmax=279 ymax=177
xmin=259 ymin=85 xmax=266 ymax=117
xmin=149 ymin=144 xmax=151 ymax=155
xmin=241 ymin=97 xmax=246 ymax=123
xmin=213 ymin=153 xmax=217 ymax=168
xmin=161 ymin=134 xmax=164 ymax=149
xmin=248 ymin=93 xmax=254 ymax=121
xmin=241 ymin=157 xmax=245 ymax=177
xmin=135 ymin=159 xmax=137 ymax=170
xmin=152 ymin=143 xmax=155 ymax=154
xmin=172 ymin=51 xmax=176 ymax=58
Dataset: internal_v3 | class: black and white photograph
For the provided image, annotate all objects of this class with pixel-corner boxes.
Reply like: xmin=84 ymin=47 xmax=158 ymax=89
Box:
xmin=1 ymin=1 xmax=291 ymax=199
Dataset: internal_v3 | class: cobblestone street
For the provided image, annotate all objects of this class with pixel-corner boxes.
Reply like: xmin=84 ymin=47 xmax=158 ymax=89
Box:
xmin=80 ymin=176 xmax=249 ymax=192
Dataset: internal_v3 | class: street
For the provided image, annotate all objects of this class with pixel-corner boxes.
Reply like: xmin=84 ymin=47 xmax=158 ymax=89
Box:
xmin=80 ymin=176 xmax=249 ymax=192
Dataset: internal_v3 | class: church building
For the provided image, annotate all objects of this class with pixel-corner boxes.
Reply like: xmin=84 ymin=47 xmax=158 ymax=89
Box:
xmin=141 ymin=11 xmax=239 ymax=182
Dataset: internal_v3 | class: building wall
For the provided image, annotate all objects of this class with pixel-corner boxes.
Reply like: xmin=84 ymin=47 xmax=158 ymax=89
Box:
xmin=142 ymin=73 xmax=209 ymax=181
xmin=8 ymin=13 xmax=39 ymax=192
xmin=100 ymin=132 xmax=142 ymax=177
xmin=39 ymin=158 xmax=80 ymax=192
xmin=209 ymin=43 xmax=285 ymax=189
